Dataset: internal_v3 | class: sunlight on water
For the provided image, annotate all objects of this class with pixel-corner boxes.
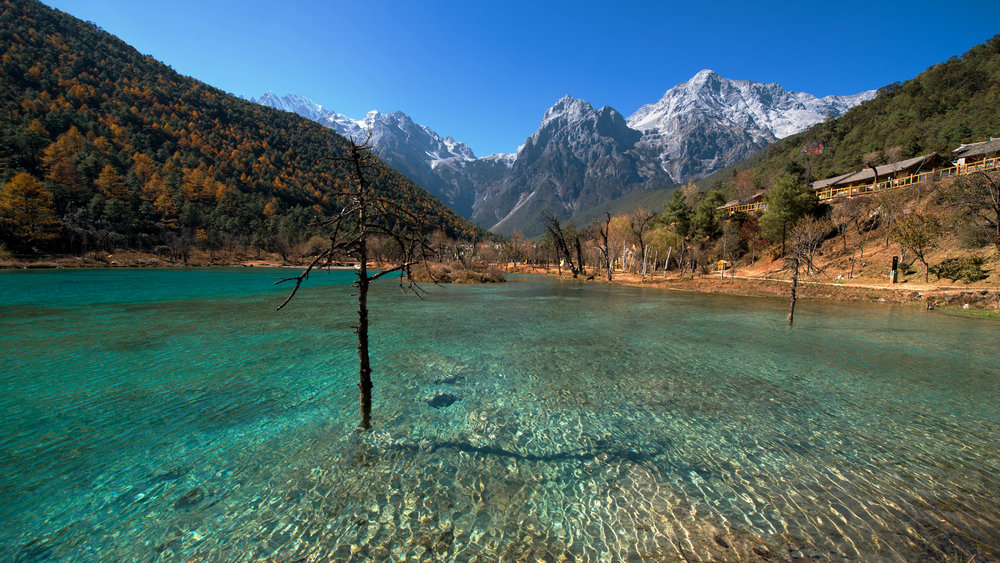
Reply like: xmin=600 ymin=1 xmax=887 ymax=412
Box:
xmin=1 ymin=269 xmax=998 ymax=561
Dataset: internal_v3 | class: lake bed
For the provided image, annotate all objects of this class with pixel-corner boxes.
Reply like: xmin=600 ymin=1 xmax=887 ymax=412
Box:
xmin=1 ymin=269 xmax=997 ymax=561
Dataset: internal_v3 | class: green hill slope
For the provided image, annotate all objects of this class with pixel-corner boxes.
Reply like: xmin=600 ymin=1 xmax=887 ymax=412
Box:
xmin=0 ymin=0 xmax=481 ymax=255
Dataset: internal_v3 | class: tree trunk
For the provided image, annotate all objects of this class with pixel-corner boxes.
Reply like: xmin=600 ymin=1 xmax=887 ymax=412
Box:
xmin=574 ymin=237 xmax=585 ymax=277
xmin=356 ymin=233 xmax=372 ymax=432
xmin=678 ymin=243 xmax=686 ymax=279
xmin=787 ymin=257 xmax=798 ymax=326
xmin=665 ymin=246 xmax=672 ymax=274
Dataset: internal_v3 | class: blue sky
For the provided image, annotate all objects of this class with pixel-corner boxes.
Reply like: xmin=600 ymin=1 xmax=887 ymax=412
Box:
xmin=41 ymin=0 xmax=1000 ymax=157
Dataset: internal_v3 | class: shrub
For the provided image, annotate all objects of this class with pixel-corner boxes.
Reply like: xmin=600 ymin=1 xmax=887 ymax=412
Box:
xmin=297 ymin=235 xmax=328 ymax=257
xmin=931 ymin=256 xmax=987 ymax=283
xmin=408 ymin=261 xmax=505 ymax=284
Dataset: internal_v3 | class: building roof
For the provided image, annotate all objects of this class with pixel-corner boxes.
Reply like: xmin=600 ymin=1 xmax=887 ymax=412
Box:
xmin=953 ymin=137 xmax=1000 ymax=160
xmin=811 ymin=170 xmax=857 ymax=190
xmin=718 ymin=190 xmax=766 ymax=210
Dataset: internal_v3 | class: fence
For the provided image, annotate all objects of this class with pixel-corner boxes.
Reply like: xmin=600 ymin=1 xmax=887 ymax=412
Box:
xmin=724 ymin=155 xmax=1000 ymax=215
xmin=816 ymin=155 xmax=1000 ymax=201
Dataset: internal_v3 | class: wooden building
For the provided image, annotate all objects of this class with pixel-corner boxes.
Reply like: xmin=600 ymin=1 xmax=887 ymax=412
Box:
xmin=952 ymin=137 xmax=1000 ymax=166
xmin=811 ymin=153 xmax=948 ymax=200
xmin=718 ymin=190 xmax=767 ymax=215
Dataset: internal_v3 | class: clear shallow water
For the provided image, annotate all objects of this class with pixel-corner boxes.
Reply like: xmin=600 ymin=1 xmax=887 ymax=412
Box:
xmin=1 ymin=268 xmax=998 ymax=561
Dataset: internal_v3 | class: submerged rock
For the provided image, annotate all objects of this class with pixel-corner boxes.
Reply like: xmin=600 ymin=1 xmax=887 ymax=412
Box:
xmin=173 ymin=487 xmax=205 ymax=510
xmin=427 ymin=392 xmax=458 ymax=409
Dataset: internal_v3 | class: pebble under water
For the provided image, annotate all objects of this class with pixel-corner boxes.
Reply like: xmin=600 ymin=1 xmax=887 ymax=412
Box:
xmin=1 ymin=268 xmax=998 ymax=561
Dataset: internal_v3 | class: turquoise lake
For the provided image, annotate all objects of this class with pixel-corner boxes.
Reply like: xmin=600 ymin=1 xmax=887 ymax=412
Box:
xmin=1 ymin=268 xmax=998 ymax=561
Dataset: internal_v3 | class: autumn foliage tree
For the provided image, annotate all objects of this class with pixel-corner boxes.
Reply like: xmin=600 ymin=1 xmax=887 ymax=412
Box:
xmin=0 ymin=0 xmax=480 ymax=256
xmin=0 ymin=172 xmax=60 ymax=250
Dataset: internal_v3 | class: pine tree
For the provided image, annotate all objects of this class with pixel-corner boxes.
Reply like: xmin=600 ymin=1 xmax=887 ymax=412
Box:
xmin=760 ymin=175 xmax=817 ymax=255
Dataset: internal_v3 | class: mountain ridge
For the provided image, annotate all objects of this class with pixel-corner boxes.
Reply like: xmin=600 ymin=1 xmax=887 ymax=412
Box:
xmin=257 ymin=73 xmax=874 ymax=237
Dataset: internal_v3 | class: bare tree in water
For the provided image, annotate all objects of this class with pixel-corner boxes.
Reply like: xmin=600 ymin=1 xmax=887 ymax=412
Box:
xmin=783 ymin=218 xmax=825 ymax=326
xmin=276 ymin=134 xmax=431 ymax=431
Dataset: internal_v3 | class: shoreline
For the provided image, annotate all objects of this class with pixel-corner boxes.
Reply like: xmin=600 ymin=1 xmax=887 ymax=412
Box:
xmin=4 ymin=253 xmax=998 ymax=316
xmin=503 ymin=264 xmax=1000 ymax=317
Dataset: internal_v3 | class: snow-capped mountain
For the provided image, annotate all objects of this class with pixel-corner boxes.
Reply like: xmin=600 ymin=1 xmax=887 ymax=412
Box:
xmin=254 ymin=70 xmax=873 ymax=236
xmin=470 ymin=95 xmax=664 ymax=235
xmin=253 ymin=92 xmax=485 ymax=216
xmin=626 ymin=70 xmax=875 ymax=182
xmin=254 ymin=91 xmax=333 ymax=123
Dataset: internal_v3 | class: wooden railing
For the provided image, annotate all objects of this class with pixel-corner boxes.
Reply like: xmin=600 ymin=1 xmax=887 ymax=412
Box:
xmin=816 ymin=155 xmax=1000 ymax=201
xmin=722 ymin=201 xmax=767 ymax=214
xmin=725 ymin=155 xmax=1000 ymax=214
xmin=938 ymin=155 xmax=1000 ymax=179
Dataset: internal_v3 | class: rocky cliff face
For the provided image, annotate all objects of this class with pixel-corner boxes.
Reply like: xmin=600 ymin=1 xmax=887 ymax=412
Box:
xmin=470 ymin=96 xmax=665 ymax=236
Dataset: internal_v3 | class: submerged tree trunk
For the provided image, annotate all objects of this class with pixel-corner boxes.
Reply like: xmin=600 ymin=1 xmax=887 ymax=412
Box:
xmin=787 ymin=256 xmax=799 ymax=326
xmin=276 ymin=134 xmax=430 ymax=432
xmin=351 ymin=151 xmax=374 ymax=431
xmin=356 ymin=253 xmax=372 ymax=430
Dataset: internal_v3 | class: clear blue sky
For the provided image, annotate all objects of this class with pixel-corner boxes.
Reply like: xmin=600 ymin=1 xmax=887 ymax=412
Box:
xmin=41 ymin=0 xmax=1000 ymax=157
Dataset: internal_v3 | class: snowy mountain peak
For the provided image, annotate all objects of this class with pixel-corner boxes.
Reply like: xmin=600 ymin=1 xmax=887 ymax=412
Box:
xmin=628 ymin=70 xmax=875 ymax=139
xmin=690 ymin=68 xmax=719 ymax=84
xmin=625 ymin=70 xmax=875 ymax=183
xmin=253 ymin=91 xmax=484 ymax=216
xmin=541 ymin=95 xmax=598 ymax=128
xmin=252 ymin=91 xmax=329 ymax=122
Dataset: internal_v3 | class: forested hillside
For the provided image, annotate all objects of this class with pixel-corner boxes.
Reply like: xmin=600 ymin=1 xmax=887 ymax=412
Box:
xmin=0 ymin=0 xmax=480 ymax=256
xmin=701 ymin=35 xmax=1000 ymax=192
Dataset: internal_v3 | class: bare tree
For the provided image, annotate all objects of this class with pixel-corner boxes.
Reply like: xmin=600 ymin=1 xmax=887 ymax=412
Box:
xmin=791 ymin=216 xmax=831 ymax=267
xmin=728 ymin=170 xmax=759 ymax=204
xmin=541 ymin=211 xmax=583 ymax=277
xmin=885 ymin=146 xmax=905 ymax=164
xmin=783 ymin=219 xmax=825 ymax=325
xmin=628 ymin=208 xmax=657 ymax=279
xmin=874 ymin=188 xmax=908 ymax=248
xmin=890 ymin=211 xmax=940 ymax=282
xmin=946 ymin=170 xmax=1000 ymax=249
xmin=595 ymin=211 xmax=614 ymax=280
xmin=276 ymin=135 xmax=431 ymax=431
xmin=830 ymin=202 xmax=853 ymax=253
